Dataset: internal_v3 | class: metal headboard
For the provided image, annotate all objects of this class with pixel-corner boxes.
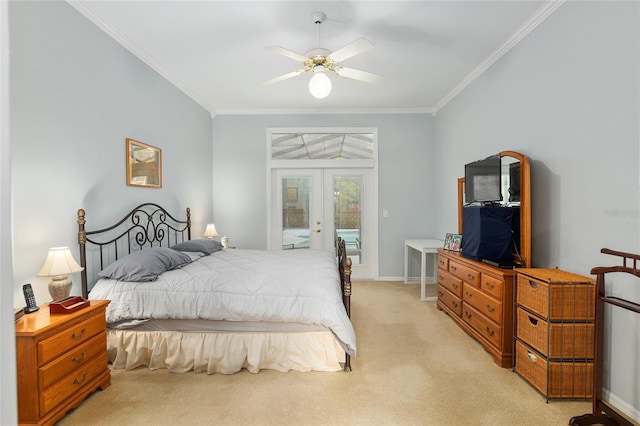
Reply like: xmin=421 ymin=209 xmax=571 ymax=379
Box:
xmin=77 ymin=203 xmax=191 ymax=298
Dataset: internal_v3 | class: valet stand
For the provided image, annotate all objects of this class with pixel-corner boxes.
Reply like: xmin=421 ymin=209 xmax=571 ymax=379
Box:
xmin=570 ymin=248 xmax=640 ymax=426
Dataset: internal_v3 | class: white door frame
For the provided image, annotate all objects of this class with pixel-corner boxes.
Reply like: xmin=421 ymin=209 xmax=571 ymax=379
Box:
xmin=266 ymin=127 xmax=379 ymax=280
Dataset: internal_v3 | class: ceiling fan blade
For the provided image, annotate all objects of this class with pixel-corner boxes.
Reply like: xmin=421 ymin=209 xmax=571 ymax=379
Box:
xmin=259 ymin=70 xmax=306 ymax=86
xmin=334 ymin=67 xmax=383 ymax=84
xmin=329 ymin=38 xmax=374 ymax=63
xmin=265 ymin=45 xmax=309 ymax=63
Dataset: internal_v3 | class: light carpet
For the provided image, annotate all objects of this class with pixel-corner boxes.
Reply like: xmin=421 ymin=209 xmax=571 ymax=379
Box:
xmin=60 ymin=281 xmax=590 ymax=426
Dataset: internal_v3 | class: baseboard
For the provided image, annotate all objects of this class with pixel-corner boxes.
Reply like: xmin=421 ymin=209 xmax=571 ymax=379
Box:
xmin=602 ymin=388 xmax=640 ymax=424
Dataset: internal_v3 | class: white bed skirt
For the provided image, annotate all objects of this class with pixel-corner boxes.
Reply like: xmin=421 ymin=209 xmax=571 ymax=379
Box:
xmin=107 ymin=329 xmax=345 ymax=374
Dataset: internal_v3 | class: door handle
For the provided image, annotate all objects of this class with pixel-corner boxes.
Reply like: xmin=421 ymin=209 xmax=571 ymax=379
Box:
xmin=315 ymin=228 xmax=321 ymax=233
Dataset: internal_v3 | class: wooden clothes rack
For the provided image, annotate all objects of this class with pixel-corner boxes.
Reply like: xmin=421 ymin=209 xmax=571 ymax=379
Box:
xmin=570 ymin=248 xmax=640 ymax=426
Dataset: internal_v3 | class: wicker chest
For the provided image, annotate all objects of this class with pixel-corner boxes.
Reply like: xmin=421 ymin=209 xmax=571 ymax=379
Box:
xmin=514 ymin=268 xmax=595 ymax=400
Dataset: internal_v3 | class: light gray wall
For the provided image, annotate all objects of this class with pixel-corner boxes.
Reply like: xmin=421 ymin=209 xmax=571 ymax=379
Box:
xmin=211 ymin=113 xmax=435 ymax=278
xmin=9 ymin=1 xmax=213 ymax=304
xmin=435 ymin=1 xmax=639 ymax=417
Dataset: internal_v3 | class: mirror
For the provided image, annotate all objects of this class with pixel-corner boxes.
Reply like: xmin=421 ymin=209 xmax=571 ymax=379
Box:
xmin=126 ymin=138 xmax=162 ymax=188
xmin=458 ymin=150 xmax=531 ymax=267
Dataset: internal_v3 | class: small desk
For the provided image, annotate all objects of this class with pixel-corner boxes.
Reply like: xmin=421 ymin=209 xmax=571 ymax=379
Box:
xmin=404 ymin=239 xmax=443 ymax=300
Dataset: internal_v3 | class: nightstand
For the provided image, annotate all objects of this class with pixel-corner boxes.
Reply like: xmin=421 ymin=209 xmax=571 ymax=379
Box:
xmin=15 ymin=299 xmax=111 ymax=425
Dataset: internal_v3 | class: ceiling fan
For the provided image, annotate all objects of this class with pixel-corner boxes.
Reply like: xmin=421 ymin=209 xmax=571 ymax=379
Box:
xmin=261 ymin=12 xmax=383 ymax=99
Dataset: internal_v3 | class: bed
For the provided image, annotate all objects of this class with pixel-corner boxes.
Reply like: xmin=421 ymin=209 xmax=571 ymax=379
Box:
xmin=77 ymin=203 xmax=355 ymax=374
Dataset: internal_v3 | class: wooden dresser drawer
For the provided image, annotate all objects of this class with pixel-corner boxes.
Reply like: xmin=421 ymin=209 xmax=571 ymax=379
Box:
xmin=516 ymin=274 xmax=595 ymax=320
xmin=438 ymin=286 xmax=462 ymax=317
xmin=463 ymin=283 xmax=502 ymax=324
xmin=37 ymin=313 xmax=106 ymax=366
xmin=449 ymin=261 xmax=480 ymax=287
xmin=516 ymin=308 xmax=594 ymax=359
xmin=481 ymin=274 xmax=504 ymax=299
xmin=40 ymin=351 xmax=109 ymax=416
xmin=438 ymin=269 xmax=462 ymax=297
xmin=39 ymin=331 xmax=107 ymax=389
xmin=515 ymin=341 xmax=593 ymax=399
xmin=462 ymin=303 xmax=502 ymax=349
xmin=437 ymin=255 xmax=448 ymax=270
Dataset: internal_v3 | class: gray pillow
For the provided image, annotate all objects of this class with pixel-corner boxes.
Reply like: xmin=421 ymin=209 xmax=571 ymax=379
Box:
xmin=171 ymin=239 xmax=223 ymax=255
xmin=98 ymin=247 xmax=192 ymax=282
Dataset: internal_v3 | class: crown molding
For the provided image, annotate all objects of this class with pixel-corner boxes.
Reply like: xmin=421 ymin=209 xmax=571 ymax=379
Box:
xmin=433 ymin=0 xmax=566 ymax=113
xmin=212 ymin=107 xmax=435 ymax=116
xmin=66 ymin=1 xmax=215 ymax=115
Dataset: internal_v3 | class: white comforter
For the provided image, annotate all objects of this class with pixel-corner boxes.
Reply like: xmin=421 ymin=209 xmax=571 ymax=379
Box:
xmin=89 ymin=248 xmax=356 ymax=356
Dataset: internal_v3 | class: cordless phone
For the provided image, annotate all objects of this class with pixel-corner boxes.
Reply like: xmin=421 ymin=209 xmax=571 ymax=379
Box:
xmin=22 ymin=283 xmax=39 ymax=313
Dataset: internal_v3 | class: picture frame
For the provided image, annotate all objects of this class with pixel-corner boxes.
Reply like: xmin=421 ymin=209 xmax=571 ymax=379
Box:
xmin=444 ymin=233 xmax=462 ymax=252
xmin=126 ymin=138 xmax=162 ymax=188
xmin=286 ymin=186 xmax=298 ymax=203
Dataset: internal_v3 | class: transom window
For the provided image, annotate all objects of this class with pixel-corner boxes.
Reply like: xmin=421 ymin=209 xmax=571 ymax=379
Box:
xmin=270 ymin=132 xmax=374 ymax=160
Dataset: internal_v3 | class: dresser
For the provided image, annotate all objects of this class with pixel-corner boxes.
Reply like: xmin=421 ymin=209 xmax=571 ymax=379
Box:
xmin=514 ymin=268 xmax=595 ymax=400
xmin=15 ymin=300 xmax=111 ymax=425
xmin=437 ymin=248 xmax=514 ymax=367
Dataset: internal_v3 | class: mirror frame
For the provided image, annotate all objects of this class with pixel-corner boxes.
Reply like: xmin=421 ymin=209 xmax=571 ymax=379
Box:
xmin=126 ymin=138 xmax=162 ymax=188
xmin=457 ymin=150 xmax=531 ymax=267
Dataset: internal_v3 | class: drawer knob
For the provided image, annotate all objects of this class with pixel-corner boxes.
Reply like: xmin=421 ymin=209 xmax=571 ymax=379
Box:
xmin=73 ymin=370 xmax=89 ymax=385
xmin=71 ymin=327 xmax=87 ymax=340
xmin=72 ymin=349 xmax=88 ymax=363
xmin=527 ymin=351 xmax=537 ymax=362
xmin=485 ymin=326 xmax=495 ymax=337
xmin=451 ymin=266 xmax=457 ymax=271
xmin=464 ymin=312 xmax=472 ymax=319
xmin=467 ymin=274 xmax=474 ymax=280
xmin=452 ymin=283 xmax=458 ymax=289
xmin=465 ymin=291 xmax=472 ymax=298
xmin=486 ymin=305 xmax=495 ymax=313
xmin=486 ymin=282 xmax=494 ymax=289
xmin=528 ymin=316 xmax=539 ymax=326
xmin=452 ymin=301 xmax=458 ymax=308
xmin=528 ymin=280 xmax=539 ymax=290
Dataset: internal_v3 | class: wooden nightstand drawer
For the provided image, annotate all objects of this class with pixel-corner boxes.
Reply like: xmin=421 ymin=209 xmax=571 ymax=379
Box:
xmin=40 ymin=351 xmax=109 ymax=416
xmin=39 ymin=331 xmax=107 ymax=389
xmin=37 ymin=313 xmax=105 ymax=366
xmin=463 ymin=283 xmax=502 ymax=324
xmin=449 ymin=260 xmax=480 ymax=287
xmin=438 ymin=269 xmax=462 ymax=297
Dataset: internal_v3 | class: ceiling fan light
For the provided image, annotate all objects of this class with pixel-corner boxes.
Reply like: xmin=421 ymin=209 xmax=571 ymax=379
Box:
xmin=309 ymin=71 xmax=332 ymax=99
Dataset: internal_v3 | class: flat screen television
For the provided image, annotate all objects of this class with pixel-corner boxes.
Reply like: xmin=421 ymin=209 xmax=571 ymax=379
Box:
xmin=464 ymin=154 xmax=501 ymax=204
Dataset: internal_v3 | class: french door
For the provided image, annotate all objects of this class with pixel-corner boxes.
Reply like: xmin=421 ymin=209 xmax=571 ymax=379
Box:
xmin=270 ymin=168 xmax=376 ymax=279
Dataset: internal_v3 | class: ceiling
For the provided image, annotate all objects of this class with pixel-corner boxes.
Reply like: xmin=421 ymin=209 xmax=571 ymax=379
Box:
xmin=69 ymin=1 xmax=559 ymax=116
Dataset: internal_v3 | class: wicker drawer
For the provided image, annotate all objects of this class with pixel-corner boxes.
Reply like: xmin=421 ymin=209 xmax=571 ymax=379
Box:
xmin=438 ymin=269 xmax=462 ymax=297
xmin=437 ymin=255 xmax=448 ymax=270
xmin=481 ymin=274 xmax=504 ymax=299
xmin=39 ymin=331 xmax=107 ymax=389
xmin=38 ymin=313 xmax=105 ymax=365
xmin=462 ymin=303 xmax=501 ymax=349
xmin=516 ymin=274 xmax=595 ymax=321
xmin=516 ymin=308 xmax=594 ymax=359
xmin=438 ymin=285 xmax=462 ymax=317
xmin=449 ymin=260 xmax=480 ymax=287
xmin=463 ymin=283 xmax=502 ymax=324
xmin=515 ymin=341 xmax=593 ymax=399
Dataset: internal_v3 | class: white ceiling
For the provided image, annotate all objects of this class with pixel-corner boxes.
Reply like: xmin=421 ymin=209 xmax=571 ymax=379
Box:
xmin=69 ymin=1 xmax=561 ymax=116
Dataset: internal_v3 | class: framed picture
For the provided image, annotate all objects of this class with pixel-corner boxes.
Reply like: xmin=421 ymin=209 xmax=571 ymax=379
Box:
xmin=286 ymin=187 xmax=298 ymax=203
xmin=127 ymin=138 xmax=162 ymax=188
xmin=444 ymin=233 xmax=462 ymax=252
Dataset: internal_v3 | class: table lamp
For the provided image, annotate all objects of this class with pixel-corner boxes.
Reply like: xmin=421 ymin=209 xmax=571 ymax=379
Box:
xmin=203 ymin=224 xmax=219 ymax=239
xmin=37 ymin=247 xmax=84 ymax=301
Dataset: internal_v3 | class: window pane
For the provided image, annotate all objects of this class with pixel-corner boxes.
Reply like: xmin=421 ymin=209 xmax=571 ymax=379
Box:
xmin=272 ymin=132 xmax=374 ymax=160
xmin=334 ymin=176 xmax=362 ymax=264
xmin=282 ymin=177 xmax=310 ymax=250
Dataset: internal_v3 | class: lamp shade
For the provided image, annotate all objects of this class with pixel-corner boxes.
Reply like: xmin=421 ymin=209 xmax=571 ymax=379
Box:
xmin=37 ymin=247 xmax=83 ymax=277
xmin=203 ymin=223 xmax=219 ymax=238
xmin=309 ymin=67 xmax=332 ymax=99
